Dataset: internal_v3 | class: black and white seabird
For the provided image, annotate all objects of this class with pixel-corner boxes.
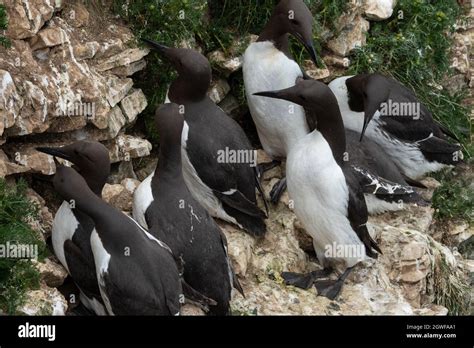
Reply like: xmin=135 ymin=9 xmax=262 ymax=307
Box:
xmin=37 ymin=141 xmax=110 ymax=315
xmin=134 ymin=103 xmax=243 ymax=315
xmin=329 ymin=73 xmax=463 ymax=180
xmin=254 ymin=80 xmax=382 ymax=299
xmin=51 ymin=164 xmax=184 ymax=315
xmin=138 ymin=39 xmax=267 ymax=237
xmin=243 ymin=0 xmax=317 ymax=197
xmin=345 ymin=129 xmax=427 ymax=214
xmin=241 ymin=1 xmax=424 ymax=213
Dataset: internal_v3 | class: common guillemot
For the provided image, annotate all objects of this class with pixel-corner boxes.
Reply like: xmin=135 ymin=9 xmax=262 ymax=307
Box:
xmin=243 ymin=0 xmax=317 ymax=201
xmin=37 ymin=141 xmax=110 ymax=315
xmin=138 ymin=39 xmax=267 ymax=237
xmin=243 ymin=23 xmax=425 ymax=213
xmin=51 ymin=165 xmax=184 ymax=315
xmin=134 ymin=103 xmax=243 ymax=315
xmin=329 ymin=74 xmax=463 ymax=180
xmin=254 ymin=79 xmax=382 ymax=299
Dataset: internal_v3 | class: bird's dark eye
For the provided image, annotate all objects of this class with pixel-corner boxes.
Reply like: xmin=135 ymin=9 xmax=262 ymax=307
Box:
xmin=300 ymin=95 xmax=307 ymax=101
xmin=291 ymin=19 xmax=299 ymax=25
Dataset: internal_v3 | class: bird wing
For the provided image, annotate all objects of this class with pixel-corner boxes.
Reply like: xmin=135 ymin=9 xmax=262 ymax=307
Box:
xmin=63 ymin=240 xmax=102 ymax=302
xmin=343 ymin=167 xmax=382 ymax=258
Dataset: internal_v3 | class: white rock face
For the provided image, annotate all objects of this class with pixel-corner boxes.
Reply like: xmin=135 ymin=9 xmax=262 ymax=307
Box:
xmin=120 ymin=89 xmax=148 ymax=123
xmin=0 ymin=2 xmax=150 ymax=178
xmin=327 ymin=12 xmax=370 ymax=57
xmin=18 ymin=285 xmax=68 ymax=316
xmin=364 ymin=0 xmax=396 ymax=21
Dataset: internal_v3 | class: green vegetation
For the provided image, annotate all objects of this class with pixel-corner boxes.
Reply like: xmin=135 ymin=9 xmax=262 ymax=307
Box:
xmin=113 ymin=0 xmax=346 ymax=144
xmin=433 ymin=248 xmax=471 ymax=315
xmin=431 ymin=168 xmax=474 ymax=223
xmin=349 ymin=0 xmax=471 ymax=157
xmin=0 ymin=4 xmax=11 ymax=48
xmin=0 ymin=179 xmax=47 ymax=314
xmin=116 ymin=1 xmax=471 ymax=227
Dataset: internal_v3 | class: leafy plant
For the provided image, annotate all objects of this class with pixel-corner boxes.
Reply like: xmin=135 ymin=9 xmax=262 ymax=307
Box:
xmin=349 ymin=0 xmax=471 ymax=157
xmin=0 ymin=179 xmax=47 ymax=314
xmin=0 ymin=4 xmax=11 ymax=48
xmin=431 ymin=168 xmax=474 ymax=223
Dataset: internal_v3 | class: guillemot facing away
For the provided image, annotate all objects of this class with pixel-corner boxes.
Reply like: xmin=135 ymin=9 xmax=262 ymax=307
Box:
xmin=134 ymin=103 xmax=243 ymax=315
xmin=139 ymin=39 xmax=267 ymax=237
xmin=37 ymin=141 xmax=110 ymax=315
xmin=243 ymin=0 xmax=317 ymax=200
xmin=254 ymin=80 xmax=382 ymax=299
xmin=344 ymin=129 xmax=428 ymax=214
xmin=52 ymin=165 xmax=184 ymax=315
xmin=329 ymin=74 xmax=463 ymax=180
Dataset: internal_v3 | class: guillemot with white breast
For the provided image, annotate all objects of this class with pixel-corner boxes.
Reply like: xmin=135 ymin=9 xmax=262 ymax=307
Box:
xmin=134 ymin=103 xmax=243 ymax=315
xmin=51 ymin=165 xmax=185 ymax=315
xmin=243 ymin=11 xmax=426 ymax=212
xmin=137 ymin=39 xmax=267 ymax=237
xmin=243 ymin=0 xmax=317 ymax=201
xmin=329 ymin=73 xmax=463 ymax=180
xmin=36 ymin=141 xmax=110 ymax=315
xmin=254 ymin=79 xmax=382 ymax=299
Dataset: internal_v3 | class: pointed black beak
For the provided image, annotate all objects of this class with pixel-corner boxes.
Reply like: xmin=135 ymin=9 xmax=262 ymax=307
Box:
xmin=304 ymin=41 xmax=318 ymax=65
xmin=359 ymin=116 xmax=370 ymax=142
xmin=36 ymin=147 xmax=71 ymax=161
xmin=141 ymin=38 xmax=170 ymax=55
xmin=253 ymin=91 xmax=282 ymax=99
xmin=293 ymin=32 xmax=318 ymax=65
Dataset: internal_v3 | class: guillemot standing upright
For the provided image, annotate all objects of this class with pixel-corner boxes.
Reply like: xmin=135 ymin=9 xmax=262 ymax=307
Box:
xmin=51 ymin=165 xmax=184 ymax=315
xmin=243 ymin=0 xmax=317 ymax=200
xmin=241 ymin=0 xmax=425 ymax=212
xmin=37 ymin=141 xmax=110 ymax=315
xmin=254 ymin=80 xmax=382 ymax=299
xmin=329 ymin=74 xmax=463 ymax=180
xmin=137 ymin=39 xmax=267 ymax=237
xmin=134 ymin=103 xmax=242 ymax=315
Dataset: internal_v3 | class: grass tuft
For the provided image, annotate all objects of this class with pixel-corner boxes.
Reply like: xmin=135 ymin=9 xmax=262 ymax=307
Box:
xmin=0 ymin=179 xmax=47 ymax=314
xmin=0 ymin=4 xmax=11 ymax=48
xmin=431 ymin=167 xmax=474 ymax=223
xmin=348 ymin=0 xmax=471 ymax=157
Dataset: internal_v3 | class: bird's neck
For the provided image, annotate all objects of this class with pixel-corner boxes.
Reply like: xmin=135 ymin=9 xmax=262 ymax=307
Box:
xmin=70 ymin=187 xmax=111 ymax=223
xmin=312 ymin=101 xmax=346 ymax=167
xmin=153 ymin=140 xmax=184 ymax=187
xmin=169 ymin=75 xmax=208 ymax=104
xmin=258 ymin=28 xmax=292 ymax=59
xmin=81 ymin=172 xmax=107 ymax=197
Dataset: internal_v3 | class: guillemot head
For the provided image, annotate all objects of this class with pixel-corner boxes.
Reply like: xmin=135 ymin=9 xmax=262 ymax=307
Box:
xmin=52 ymin=164 xmax=91 ymax=204
xmin=142 ymin=39 xmax=211 ymax=103
xmin=37 ymin=141 xmax=110 ymax=195
xmin=254 ymin=79 xmax=346 ymax=164
xmin=253 ymin=79 xmax=335 ymax=114
xmin=346 ymin=74 xmax=390 ymax=141
xmin=258 ymin=0 xmax=317 ymax=64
